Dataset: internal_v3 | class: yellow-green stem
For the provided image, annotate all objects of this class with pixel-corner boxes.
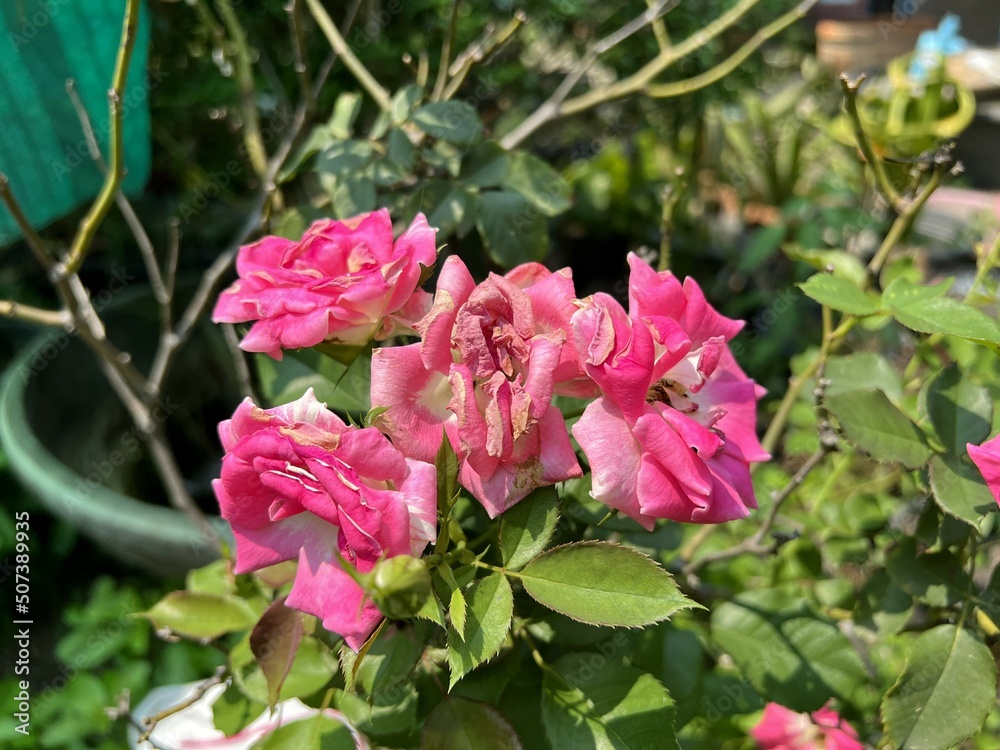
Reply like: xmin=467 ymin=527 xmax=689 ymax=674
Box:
xmin=304 ymin=0 xmax=393 ymax=111
xmin=62 ymin=0 xmax=141 ymax=276
xmin=560 ymin=0 xmax=766 ymax=116
xmin=646 ymin=0 xmax=819 ymax=100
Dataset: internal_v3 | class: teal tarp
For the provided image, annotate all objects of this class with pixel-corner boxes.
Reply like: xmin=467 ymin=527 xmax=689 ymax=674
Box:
xmin=0 ymin=0 xmax=151 ymax=246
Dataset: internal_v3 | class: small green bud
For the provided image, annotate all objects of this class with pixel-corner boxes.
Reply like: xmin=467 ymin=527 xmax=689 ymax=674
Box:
xmin=370 ymin=555 xmax=432 ymax=620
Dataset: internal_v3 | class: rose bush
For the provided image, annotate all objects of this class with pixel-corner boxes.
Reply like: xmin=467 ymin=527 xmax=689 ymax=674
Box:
xmin=8 ymin=0 xmax=1000 ymax=746
xmin=138 ymin=187 xmax=1000 ymax=747
xmin=115 ymin=4 xmax=1000 ymax=747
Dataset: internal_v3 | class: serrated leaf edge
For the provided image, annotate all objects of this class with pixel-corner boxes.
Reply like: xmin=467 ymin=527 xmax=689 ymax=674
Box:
xmin=518 ymin=541 xmax=700 ymax=628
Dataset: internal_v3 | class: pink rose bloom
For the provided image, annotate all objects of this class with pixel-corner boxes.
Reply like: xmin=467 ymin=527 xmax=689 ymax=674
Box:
xmin=752 ymin=703 xmax=863 ymax=750
xmin=370 ymin=256 xmax=582 ymax=517
xmin=213 ymin=209 xmax=436 ymax=359
xmin=212 ymin=389 xmax=436 ymax=650
xmin=504 ymin=263 xmax=598 ymax=398
xmin=968 ymin=433 xmax=1000 ymax=505
xmin=571 ymin=253 xmax=768 ymax=529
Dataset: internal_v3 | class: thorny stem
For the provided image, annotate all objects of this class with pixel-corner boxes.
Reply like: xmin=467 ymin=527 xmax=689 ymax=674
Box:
xmin=61 ymin=0 xmax=141 ymax=276
xmin=759 ymin=140 xmax=957 ymax=457
xmin=839 ymin=74 xmax=904 ymax=212
xmin=658 ymin=172 xmax=685 ymax=272
xmin=866 ymin=153 xmax=957 ymax=278
xmin=701 ymin=135 xmax=957 ymax=568
xmin=686 ymin=305 xmax=840 ymax=573
xmin=683 ymin=443 xmax=833 ymax=576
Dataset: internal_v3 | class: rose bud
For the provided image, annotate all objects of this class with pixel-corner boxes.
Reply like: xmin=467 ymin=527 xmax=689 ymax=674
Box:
xmin=369 ymin=555 xmax=433 ymax=620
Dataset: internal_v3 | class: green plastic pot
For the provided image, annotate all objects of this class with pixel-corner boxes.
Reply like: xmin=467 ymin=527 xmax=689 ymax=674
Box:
xmin=0 ymin=286 xmax=236 ymax=577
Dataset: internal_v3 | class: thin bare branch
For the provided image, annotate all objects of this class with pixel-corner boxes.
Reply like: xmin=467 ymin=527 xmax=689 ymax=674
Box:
xmin=0 ymin=301 xmax=68 ymax=327
xmin=683 ymin=445 xmax=833 ymax=576
xmin=563 ymin=0 xmax=762 ymax=114
xmin=646 ymin=0 xmax=672 ymax=51
xmin=646 ymin=0 xmax=820 ymax=99
xmin=60 ymin=0 xmax=142 ymax=276
xmin=500 ymin=0 xmax=678 ymax=149
xmin=216 ymin=0 xmax=268 ymax=178
xmin=0 ymin=175 xmax=58 ymax=274
xmin=442 ymin=11 xmax=526 ymax=100
xmin=165 ymin=218 xmax=180 ymax=306
xmin=433 ymin=0 xmax=462 ymax=101
xmin=304 ymin=0 xmax=393 ymax=111
xmin=289 ymin=0 xmax=313 ymax=110
xmin=222 ymin=323 xmax=257 ymax=401
xmin=66 ymin=78 xmax=169 ymax=306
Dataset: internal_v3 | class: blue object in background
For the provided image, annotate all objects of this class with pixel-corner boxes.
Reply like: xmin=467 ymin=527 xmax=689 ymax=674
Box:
xmin=908 ymin=13 xmax=968 ymax=84
xmin=0 ymin=0 xmax=151 ymax=246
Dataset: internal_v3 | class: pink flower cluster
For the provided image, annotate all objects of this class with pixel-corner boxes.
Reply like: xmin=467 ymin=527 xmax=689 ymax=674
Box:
xmin=212 ymin=212 xmax=768 ymax=648
xmin=751 ymin=703 xmax=863 ymax=750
